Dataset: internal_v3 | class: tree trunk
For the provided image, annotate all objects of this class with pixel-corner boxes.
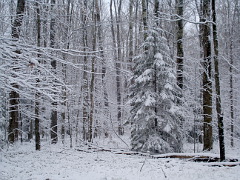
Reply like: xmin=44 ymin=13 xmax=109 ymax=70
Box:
xmin=212 ymin=0 xmax=225 ymax=161
xmin=50 ymin=0 xmax=58 ymax=144
xmin=128 ymin=0 xmax=134 ymax=71
xmin=81 ymin=0 xmax=89 ymax=141
xmin=154 ymin=0 xmax=159 ymax=127
xmin=35 ymin=0 xmax=41 ymax=151
xmin=88 ymin=0 xmax=97 ymax=142
xmin=200 ymin=0 xmax=213 ymax=151
xmin=229 ymin=0 xmax=238 ymax=148
xmin=8 ymin=0 xmax=25 ymax=143
xmin=175 ymin=0 xmax=184 ymax=89
xmin=229 ymin=37 xmax=234 ymax=148
xmin=142 ymin=0 xmax=148 ymax=44
xmin=61 ymin=0 xmax=73 ymax=144
xmin=115 ymin=0 xmax=123 ymax=135
xmin=96 ymin=0 xmax=110 ymax=136
xmin=110 ymin=0 xmax=123 ymax=135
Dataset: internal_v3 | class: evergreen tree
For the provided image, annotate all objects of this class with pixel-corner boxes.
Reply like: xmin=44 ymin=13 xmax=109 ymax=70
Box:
xmin=130 ymin=26 xmax=183 ymax=153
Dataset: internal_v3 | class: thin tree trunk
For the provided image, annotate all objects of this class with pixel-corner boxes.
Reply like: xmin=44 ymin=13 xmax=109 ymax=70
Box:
xmin=176 ymin=0 xmax=184 ymax=89
xmin=154 ymin=0 xmax=159 ymax=127
xmin=142 ymin=0 xmax=148 ymax=44
xmin=8 ymin=0 xmax=25 ymax=143
xmin=229 ymin=0 xmax=238 ymax=148
xmin=129 ymin=0 xmax=134 ymax=71
xmin=200 ymin=0 xmax=213 ymax=151
xmin=88 ymin=0 xmax=97 ymax=142
xmin=61 ymin=0 xmax=72 ymax=144
xmin=134 ymin=0 xmax=139 ymax=54
xmin=35 ymin=0 xmax=41 ymax=151
xmin=115 ymin=0 xmax=123 ymax=135
xmin=81 ymin=0 xmax=89 ymax=141
xmin=229 ymin=38 xmax=234 ymax=147
xmin=212 ymin=0 xmax=225 ymax=161
xmin=50 ymin=0 xmax=58 ymax=144
xmin=110 ymin=0 xmax=123 ymax=136
xmin=96 ymin=0 xmax=110 ymax=134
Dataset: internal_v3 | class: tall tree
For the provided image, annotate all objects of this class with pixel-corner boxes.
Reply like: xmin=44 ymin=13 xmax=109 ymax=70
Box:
xmin=96 ymin=0 xmax=110 ymax=137
xmin=81 ymin=0 xmax=89 ymax=141
xmin=88 ymin=0 xmax=98 ymax=142
xmin=228 ymin=0 xmax=239 ymax=148
xmin=128 ymin=0 xmax=134 ymax=70
xmin=110 ymin=0 xmax=124 ymax=135
xmin=212 ymin=0 xmax=225 ymax=161
xmin=8 ymin=0 xmax=25 ymax=143
xmin=175 ymin=0 xmax=184 ymax=89
xmin=200 ymin=0 xmax=213 ymax=151
xmin=50 ymin=0 xmax=58 ymax=144
xmin=35 ymin=0 xmax=41 ymax=150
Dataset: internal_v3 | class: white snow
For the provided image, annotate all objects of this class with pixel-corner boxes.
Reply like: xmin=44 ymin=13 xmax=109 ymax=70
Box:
xmin=164 ymin=83 xmax=173 ymax=90
xmin=154 ymin=53 xmax=163 ymax=60
xmin=135 ymin=69 xmax=152 ymax=83
xmin=144 ymin=94 xmax=156 ymax=106
xmin=1 ymin=142 xmax=240 ymax=180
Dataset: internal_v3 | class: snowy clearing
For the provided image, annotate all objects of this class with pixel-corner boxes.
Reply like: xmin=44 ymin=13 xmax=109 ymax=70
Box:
xmin=1 ymin=143 xmax=240 ymax=180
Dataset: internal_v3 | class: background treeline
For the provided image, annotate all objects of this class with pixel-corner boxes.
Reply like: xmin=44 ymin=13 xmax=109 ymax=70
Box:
xmin=0 ymin=0 xmax=239 ymax=158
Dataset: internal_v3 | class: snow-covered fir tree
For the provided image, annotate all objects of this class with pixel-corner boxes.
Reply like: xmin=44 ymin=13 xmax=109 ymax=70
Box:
xmin=129 ymin=27 xmax=183 ymax=154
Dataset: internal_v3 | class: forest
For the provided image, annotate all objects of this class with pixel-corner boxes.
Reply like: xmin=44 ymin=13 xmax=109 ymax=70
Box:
xmin=0 ymin=0 xmax=240 ymax=179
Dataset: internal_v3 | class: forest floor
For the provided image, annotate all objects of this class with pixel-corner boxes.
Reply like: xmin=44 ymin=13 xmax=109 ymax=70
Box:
xmin=1 ymin=140 xmax=240 ymax=180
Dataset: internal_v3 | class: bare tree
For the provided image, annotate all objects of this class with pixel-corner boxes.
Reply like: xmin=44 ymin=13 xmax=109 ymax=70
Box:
xmin=35 ymin=0 xmax=41 ymax=150
xmin=110 ymin=0 xmax=124 ymax=135
xmin=200 ymin=0 xmax=213 ymax=151
xmin=175 ymin=0 xmax=184 ymax=89
xmin=212 ymin=0 xmax=225 ymax=161
xmin=8 ymin=0 xmax=25 ymax=143
xmin=81 ymin=0 xmax=89 ymax=141
xmin=50 ymin=0 xmax=58 ymax=144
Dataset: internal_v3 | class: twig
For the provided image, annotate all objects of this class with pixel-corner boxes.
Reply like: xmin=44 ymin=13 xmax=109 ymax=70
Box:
xmin=160 ymin=167 xmax=167 ymax=178
xmin=140 ymin=156 xmax=147 ymax=172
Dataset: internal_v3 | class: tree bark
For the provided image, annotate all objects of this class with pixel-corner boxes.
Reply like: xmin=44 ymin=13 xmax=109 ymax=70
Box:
xmin=142 ymin=0 xmax=148 ymax=44
xmin=35 ymin=0 xmax=41 ymax=151
xmin=200 ymin=0 xmax=213 ymax=151
xmin=81 ymin=0 xmax=89 ymax=141
xmin=229 ymin=0 xmax=238 ymax=148
xmin=50 ymin=0 xmax=58 ymax=144
xmin=175 ymin=0 xmax=184 ymax=89
xmin=212 ymin=0 xmax=225 ymax=161
xmin=128 ymin=0 xmax=134 ymax=71
xmin=110 ymin=0 xmax=123 ymax=135
xmin=229 ymin=37 xmax=234 ymax=148
xmin=8 ymin=0 xmax=25 ymax=143
xmin=88 ymin=0 xmax=98 ymax=142
xmin=115 ymin=0 xmax=124 ymax=135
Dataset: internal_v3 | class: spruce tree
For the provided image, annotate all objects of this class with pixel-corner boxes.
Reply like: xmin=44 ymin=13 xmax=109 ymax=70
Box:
xmin=130 ymin=26 xmax=183 ymax=153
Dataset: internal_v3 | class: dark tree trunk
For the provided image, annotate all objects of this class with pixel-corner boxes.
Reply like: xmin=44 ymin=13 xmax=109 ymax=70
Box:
xmin=142 ymin=0 xmax=148 ymax=44
xmin=129 ymin=0 xmax=134 ymax=71
xmin=154 ymin=0 xmax=159 ymax=127
xmin=212 ymin=0 xmax=225 ymax=161
xmin=176 ymin=0 xmax=184 ymax=89
xmin=88 ymin=0 xmax=98 ymax=142
xmin=230 ymin=38 xmax=234 ymax=147
xmin=8 ymin=0 xmax=25 ymax=143
xmin=35 ymin=0 xmax=41 ymax=150
xmin=50 ymin=0 xmax=58 ymax=144
xmin=115 ymin=0 xmax=124 ymax=135
xmin=81 ymin=0 xmax=89 ymax=141
xmin=110 ymin=0 xmax=123 ymax=136
xmin=200 ymin=0 xmax=213 ymax=151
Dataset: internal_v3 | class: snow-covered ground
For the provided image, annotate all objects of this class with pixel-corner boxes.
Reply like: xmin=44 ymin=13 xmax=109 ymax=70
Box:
xmin=1 ymin=142 xmax=240 ymax=180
